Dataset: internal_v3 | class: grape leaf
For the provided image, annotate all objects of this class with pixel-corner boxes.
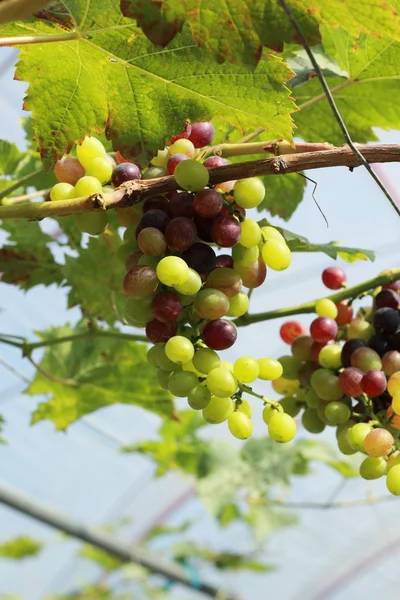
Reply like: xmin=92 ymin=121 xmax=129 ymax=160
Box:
xmin=172 ymin=541 xmax=273 ymax=571
xmin=287 ymin=45 xmax=348 ymax=89
xmin=0 ymin=537 xmax=42 ymax=560
xmin=0 ymin=140 xmax=23 ymax=176
xmin=122 ymin=0 xmax=400 ymax=67
xmin=0 ymin=220 xmax=62 ymax=289
xmin=294 ymin=29 xmax=400 ymax=143
xmin=29 ymin=324 xmax=174 ymax=429
xmin=2 ymin=1 xmax=296 ymax=168
xmin=258 ymin=173 xmax=306 ymax=221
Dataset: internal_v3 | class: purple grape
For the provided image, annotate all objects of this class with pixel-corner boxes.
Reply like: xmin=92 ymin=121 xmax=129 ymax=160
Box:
xmin=112 ymin=163 xmax=141 ymax=187
xmin=189 ymin=122 xmax=215 ymax=148
xmin=139 ymin=209 xmax=170 ymax=233
xmin=165 ymin=217 xmax=197 ymax=251
xmin=167 ymin=153 xmax=189 ymax=175
xmin=146 ymin=319 xmax=177 ymax=344
xmin=193 ymin=189 xmax=223 ymax=218
xmin=203 ymin=156 xmax=228 ymax=169
xmin=341 ymin=338 xmax=367 ymax=368
xmin=194 ymin=214 xmax=214 ymax=242
xmin=152 ymin=291 xmax=182 ymax=322
xmin=376 ymin=289 xmax=400 ymax=309
xmin=202 ymin=319 xmax=237 ymax=350
xmin=211 ymin=216 xmax=241 ymax=247
xmin=169 ymin=191 xmax=194 ymax=219
xmin=390 ymin=328 xmax=400 ymax=351
xmin=143 ymin=195 xmax=171 ymax=215
xmin=181 ymin=242 xmax=216 ymax=274
xmin=373 ymin=307 xmax=400 ymax=334
xmin=215 ymin=254 xmax=234 ymax=269
xmin=368 ymin=334 xmax=390 ymax=357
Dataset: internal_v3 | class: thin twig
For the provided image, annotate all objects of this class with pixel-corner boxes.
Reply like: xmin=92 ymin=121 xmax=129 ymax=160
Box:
xmin=4 ymin=188 xmax=50 ymax=204
xmin=0 ymin=168 xmax=44 ymax=201
xmin=278 ymin=0 xmax=400 ymax=218
xmin=267 ymin=495 xmax=395 ymax=510
xmin=26 ymin=354 xmax=77 ymax=387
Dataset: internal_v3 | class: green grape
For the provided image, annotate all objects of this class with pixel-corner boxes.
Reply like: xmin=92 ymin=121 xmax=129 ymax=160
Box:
xmin=301 ymin=408 xmax=326 ymax=433
xmin=278 ymin=355 xmax=302 ymax=380
xmin=221 ymin=360 xmax=234 ymax=372
xmin=336 ymin=420 xmax=355 ymax=440
xmin=262 ymin=404 xmax=279 ymax=424
xmin=169 ymin=139 xmax=195 ymax=158
xmin=268 ymin=412 xmax=296 ymax=443
xmin=143 ymin=166 xmax=168 ymax=179
xmin=168 ymin=371 xmax=198 ymax=397
xmin=125 ymin=296 xmax=153 ymax=324
xmin=156 ymin=256 xmax=189 ymax=286
xmin=279 ymin=396 xmax=300 ymax=417
xmin=124 ymin=313 xmax=146 ymax=328
xmin=311 ymin=369 xmax=343 ymax=402
xmin=324 ymin=401 xmax=351 ymax=425
xmin=272 ymin=377 xmax=300 ymax=396
xmin=193 ymin=348 xmax=220 ymax=374
xmin=174 ymin=160 xmax=209 ymax=192
xmin=117 ymin=242 xmax=139 ymax=264
xmin=50 ymin=182 xmax=74 ymax=201
xmin=337 ymin=430 xmax=357 ymax=455
xmin=347 ymin=422 xmax=373 ymax=452
xmin=228 ymin=411 xmax=253 ymax=439
xmin=239 ymin=219 xmax=261 ymax=248
xmin=315 ymin=298 xmax=338 ymax=319
xmin=387 ymin=451 xmax=400 ymax=470
xmin=232 ymin=244 xmax=259 ymax=267
xmin=233 ymin=356 xmax=259 ymax=383
xmin=123 ymin=226 xmax=138 ymax=243
xmin=386 ymin=464 xmax=400 ymax=495
xmin=234 ymin=177 xmax=265 ymax=209
xmin=174 ymin=268 xmax=202 ymax=295
xmin=238 ymin=400 xmax=252 ymax=418
xmin=261 ymin=240 xmax=292 ymax=271
xmin=74 ymin=212 xmax=108 ymax=235
xmin=157 ymin=369 xmax=171 ymax=390
xmin=181 ymin=359 xmax=202 ymax=376
xmin=359 ymin=456 xmax=387 ymax=480
xmin=147 ymin=345 xmax=161 ymax=368
xmin=86 ymin=156 xmax=113 ymax=184
xmin=151 ymin=148 xmax=169 ymax=167
xmin=158 ymin=345 xmax=178 ymax=371
xmin=138 ymin=255 xmax=161 ymax=269
xmin=194 ymin=288 xmax=230 ymax=320
xmin=227 ymin=292 xmax=249 ymax=317
xmin=347 ymin=319 xmax=375 ymax=342
xmin=202 ymin=395 xmax=233 ymax=424
xmin=388 ymin=372 xmax=400 ymax=397
xmin=305 ymin=389 xmax=320 ymax=408
xmin=318 ymin=344 xmax=342 ymax=370
xmin=165 ymin=336 xmax=195 ymax=364
xmin=76 ymin=136 xmax=106 ymax=168
xmin=187 ymin=385 xmax=211 ymax=410
xmin=177 ymin=292 xmax=197 ymax=307
xmin=206 ymin=366 xmax=238 ymax=398
xmin=74 ymin=175 xmax=103 ymax=197
xmin=260 ymin=225 xmax=284 ymax=242
xmin=258 ymin=358 xmax=283 ymax=380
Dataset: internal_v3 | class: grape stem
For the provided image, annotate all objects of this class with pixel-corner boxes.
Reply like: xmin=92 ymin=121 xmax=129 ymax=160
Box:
xmin=238 ymin=383 xmax=281 ymax=408
xmin=235 ymin=268 xmax=400 ymax=327
xmin=0 ymin=144 xmax=400 ymax=220
xmin=204 ymin=139 xmax=334 ymax=158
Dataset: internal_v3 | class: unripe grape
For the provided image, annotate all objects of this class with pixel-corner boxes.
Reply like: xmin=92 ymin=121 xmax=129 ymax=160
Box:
xmin=261 ymin=240 xmax=292 ymax=271
xmin=165 ymin=336 xmax=195 ymax=364
xmin=386 ymin=464 xmax=400 ymax=495
xmin=238 ymin=400 xmax=252 ymax=418
xmin=363 ymin=428 xmax=394 ymax=457
xmin=227 ymin=292 xmax=249 ymax=317
xmin=228 ymin=411 xmax=253 ymax=439
xmin=233 ymin=356 xmax=259 ymax=383
xmin=234 ymin=177 xmax=265 ymax=208
xmin=169 ymin=138 xmax=195 ymax=158
xmin=76 ymin=136 xmax=106 ymax=168
xmin=262 ymin=404 xmax=280 ymax=425
xmin=239 ymin=219 xmax=261 ymax=248
xmin=268 ymin=413 xmax=296 ymax=443
xmin=168 ymin=370 xmax=198 ymax=397
xmin=188 ymin=386 xmax=211 ymax=410
xmin=347 ymin=422 xmax=373 ymax=452
xmin=50 ymin=182 xmax=75 ymax=201
xmin=258 ymin=358 xmax=283 ymax=380
xmin=359 ymin=456 xmax=387 ymax=480
xmin=202 ymin=395 xmax=233 ymax=424
xmin=302 ymin=408 xmax=325 ymax=433
xmin=206 ymin=367 xmax=237 ymax=398
xmin=315 ymin=298 xmax=338 ymax=319
xmin=156 ymin=256 xmax=189 ymax=286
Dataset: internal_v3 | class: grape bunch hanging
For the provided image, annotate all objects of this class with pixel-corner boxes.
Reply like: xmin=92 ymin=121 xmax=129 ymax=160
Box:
xmin=49 ymin=122 xmax=295 ymax=444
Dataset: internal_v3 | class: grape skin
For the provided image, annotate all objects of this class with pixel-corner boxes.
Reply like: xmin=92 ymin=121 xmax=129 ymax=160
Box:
xmin=228 ymin=411 xmax=253 ymax=439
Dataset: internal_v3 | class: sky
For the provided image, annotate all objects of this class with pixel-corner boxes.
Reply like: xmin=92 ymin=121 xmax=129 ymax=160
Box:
xmin=0 ymin=46 xmax=400 ymax=600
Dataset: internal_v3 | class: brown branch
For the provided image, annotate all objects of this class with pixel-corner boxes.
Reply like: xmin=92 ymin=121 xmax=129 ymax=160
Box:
xmin=0 ymin=144 xmax=399 ymax=220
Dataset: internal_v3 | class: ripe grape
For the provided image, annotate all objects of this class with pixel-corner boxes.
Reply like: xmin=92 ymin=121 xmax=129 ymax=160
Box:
xmin=364 ymin=428 xmax=394 ymax=457
xmin=382 ymin=351 xmax=400 ymax=376
xmin=206 ymin=267 xmax=242 ymax=298
xmin=167 ymin=153 xmax=189 ymax=175
xmin=258 ymin=358 xmax=283 ymax=380
xmin=215 ymin=254 xmax=234 ymax=269
xmin=233 ymin=257 xmax=266 ymax=289
xmin=146 ymin=319 xmax=178 ymax=344
xmin=194 ymin=288 xmax=230 ymax=320
xmin=227 ymin=291 xmax=249 ymax=317
xmin=189 ymin=121 xmax=215 ymax=147
xmin=291 ymin=336 xmax=314 ymax=361
xmin=391 ymin=393 xmax=400 ymax=415
xmin=351 ymin=347 xmax=382 ymax=372
xmin=202 ymin=395 xmax=233 ymax=424
xmin=234 ymin=178 xmax=265 ymax=208
xmin=302 ymin=408 xmax=326 ymax=433
xmin=54 ymin=157 xmax=85 ymax=185
xmin=375 ymin=289 xmax=400 ymax=309
xmin=361 ymin=370 xmax=387 ymax=397
xmin=76 ymin=136 xmax=106 ymax=168
xmin=239 ymin=219 xmax=261 ymax=248
xmin=315 ymin=298 xmax=338 ymax=319
xmin=202 ymin=319 xmax=237 ymax=350
xmin=347 ymin=422 xmax=373 ymax=451
xmin=74 ymin=176 xmax=103 ymax=197
xmin=168 ymin=370 xmax=198 ymax=397
xmin=169 ymin=191 xmax=194 ymax=219
xmin=138 ymin=227 xmax=166 ymax=256
xmin=193 ymin=214 xmax=213 ymax=242
xmin=386 ymin=464 xmax=400 ymax=495
xmin=188 ymin=386 xmax=211 ymax=410
xmin=156 ymin=256 xmax=189 ymax=286
xmin=181 ymin=242 xmax=216 ymax=275
xmin=86 ymin=156 xmax=112 ymax=184
xmin=174 ymin=268 xmax=202 ymax=295
xmin=261 ymin=240 xmax=292 ymax=271
xmin=174 ymin=160 xmax=209 ymax=192
xmin=74 ymin=212 xmax=108 ymax=235
xmin=268 ymin=413 xmax=296 ymax=443
xmin=228 ymin=411 xmax=253 ymax=439
xmin=233 ymin=356 xmax=259 ymax=383
xmin=165 ymin=217 xmax=197 ymax=252
xmin=152 ymin=291 xmax=182 ymax=322
xmin=280 ymin=320 xmax=307 ymax=345
xmin=338 ymin=367 xmax=364 ymax=397
xmin=216 ymin=180 xmax=237 ymax=194
xmin=139 ymin=208 xmax=170 ymax=232
xmin=165 ymin=336 xmax=194 ymax=364
xmin=373 ymin=307 xmax=400 ymax=334
xmin=347 ymin=318 xmax=374 ymax=342
xmin=124 ymin=248 xmax=143 ymax=270
xmin=359 ymin=456 xmax=387 ymax=480
xmin=123 ymin=265 xmax=158 ymax=298
xmin=341 ymin=338 xmax=367 ymax=367
xmin=322 ymin=266 xmax=347 ymax=290
xmin=324 ymin=401 xmax=351 ymax=425
xmin=262 ymin=404 xmax=278 ymax=424
xmin=310 ymin=316 xmax=338 ymax=343
xmin=318 ymin=343 xmax=342 ymax=370
xmin=387 ymin=451 xmax=400 ymax=470
xmin=112 ymin=163 xmax=141 ymax=186
xmin=203 ymin=156 xmax=228 ymax=168
xmin=169 ymin=138 xmax=195 ymax=158
xmin=211 ymin=216 xmax=241 ymax=247
xmin=193 ymin=348 xmax=220 ymax=374
xmin=388 ymin=371 xmax=400 ymax=396
xmin=193 ymin=189 xmax=223 ymax=218
xmin=232 ymin=244 xmax=259 ymax=267
xmin=260 ymin=225 xmax=284 ymax=242
xmin=50 ymin=182 xmax=75 ymax=201
xmin=335 ymin=301 xmax=353 ymax=325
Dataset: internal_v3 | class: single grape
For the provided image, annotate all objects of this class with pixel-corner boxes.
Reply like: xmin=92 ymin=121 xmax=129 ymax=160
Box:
xmin=238 ymin=400 xmax=252 ymax=418
xmin=189 ymin=121 xmax=215 ymax=147
xmin=280 ymin=321 xmax=307 ymax=345
xmin=386 ymin=464 xmax=400 ymax=495
xmin=142 ymin=196 xmax=170 ymax=218
xmin=147 ymin=345 xmax=161 ymax=368
xmin=86 ymin=156 xmax=113 ymax=184
xmin=335 ymin=301 xmax=353 ymax=325
xmin=156 ymin=256 xmax=189 ymax=286
xmin=137 ymin=227 xmax=166 ymax=256
xmin=233 ymin=257 xmax=266 ymax=289
xmin=324 ymin=401 xmax=351 ymax=425
xmin=211 ymin=216 xmax=241 ymax=247
xmin=169 ymin=191 xmax=194 ymax=219
xmin=234 ymin=177 xmax=265 ymax=208
xmin=258 ymin=358 xmax=283 ymax=380
xmin=50 ymin=182 xmax=75 ymax=201
xmin=165 ymin=217 xmax=197 ymax=252
xmin=169 ymin=138 xmax=195 ymax=158
xmin=193 ymin=214 xmax=213 ymax=243
xmin=310 ymin=316 xmax=338 ymax=343
xmin=168 ymin=370 xmax=198 ymax=397
xmin=359 ymin=456 xmax=387 ymax=480
xmin=278 ymin=355 xmax=302 ymax=380
xmin=125 ymin=296 xmax=154 ymax=324
xmin=361 ymin=370 xmax=387 ymax=397
xmin=146 ymin=319 xmax=177 ymax=344
xmin=165 ymin=336 xmax=195 ymax=364
xmin=305 ymin=389 xmax=320 ymax=408
xmin=338 ymin=367 xmax=364 ymax=397
xmin=314 ymin=373 xmax=343 ymax=402
xmin=193 ymin=348 xmax=220 ymax=374
xmin=74 ymin=212 xmax=108 ymax=235
xmin=388 ymin=371 xmax=400 ymax=397
xmin=261 ymin=240 xmax=292 ymax=271
xmin=123 ymin=265 xmax=158 ymax=298
xmin=112 ymin=163 xmax=141 ymax=187
xmin=364 ymin=428 xmax=394 ymax=457
xmin=239 ymin=218 xmax=261 ymax=248
xmin=233 ymin=356 xmax=259 ymax=383
xmin=152 ymin=291 xmax=182 ymax=322
xmin=54 ymin=156 xmax=85 ymax=185
xmin=272 ymin=377 xmax=300 ymax=396
xmin=117 ymin=207 xmax=141 ymax=228
xmin=260 ymin=225 xmax=284 ymax=242
xmin=157 ymin=369 xmax=171 ymax=390
xmin=157 ymin=345 xmax=179 ymax=371
xmin=142 ymin=166 xmax=168 ymax=179
xmin=139 ymin=209 xmax=170 ymax=233
xmin=268 ymin=413 xmax=296 ymax=443
xmin=279 ymin=396 xmax=301 ymax=418
xmin=203 ymin=156 xmax=228 ymax=168
xmin=181 ymin=242 xmax=216 ymax=275
xmin=391 ymin=392 xmax=400 ymax=415
xmin=375 ymin=289 xmax=400 ymax=310
xmin=174 ymin=268 xmax=202 ymax=296
xmin=382 ymin=351 xmax=400 ymax=376
xmin=347 ymin=318 xmax=374 ymax=342
xmin=188 ymin=385 xmax=211 ymax=410
xmin=315 ymin=298 xmax=338 ymax=319
xmin=215 ymin=255 xmax=233 ymax=269
xmin=232 ymin=244 xmax=259 ymax=268
xmin=322 ymin=266 xmax=347 ymax=290
xmin=195 ymin=288 xmax=230 ymax=320
xmin=174 ymin=160 xmax=209 ymax=192
xmin=373 ymin=307 xmax=400 ymax=334
xmin=351 ymin=347 xmax=382 ymax=372
xmin=227 ymin=292 xmax=249 ymax=317
xmin=318 ymin=343 xmax=342 ymax=370
xmin=216 ymin=180 xmax=237 ymax=194
xmin=74 ymin=176 xmax=103 ymax=197
xmin=302 ymin=408 xmax=326 ymax=433
xmin=228 ymin=411 xmax=253 ymax=439
xmin=206 ymin=267 xmax=242 ymax=298
xmin=262 ymin=404 xmax=279 ymax=424
xmin=387 ymin=450 xmax=400 ymax=469
xmin=182 ymin=359 xmax=202 ymax=376
xmin=202 ymin=319 xmax=237 ymax=350
xmin=202 ymin=395 xmax=233 ymax=424
xmin=341 ymin=338 xmax=367 ymax=367
xmin=347 ymin=422 xmax=373 ymax=451
xmin=193 ymin=189 xmax=223 ymax=218
xmin=76 ymin=136 xmax=106 ymax=168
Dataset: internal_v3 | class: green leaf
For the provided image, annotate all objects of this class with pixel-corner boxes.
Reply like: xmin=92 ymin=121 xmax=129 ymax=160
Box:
xmin=217 ymin=503 xmax=241 ymax=527
xmin=0 ymin=220 xmax=62 ymax=289
xmin=0 ymin=536 xmax=42 ymax=560
xmin=172 ymin=541 xmax=272 ymax=571
xmin=298 ymin=439 xmax=359 ymax=477
xmin=28 ymin=324 xmax=174 ymax=429
xmin=287 ymin=45 xmax=348 ymax=89
xmin=0 ymin=140 xmax=23 ymax=176
xmin=258 ymin=173 xmax=306 ymax=221
xmin=80 ymin=545 xmax=124 ymax=572
xmin=145 ymin=521 xmax=192 ymax=541
xmin=245 ymin=504 xmax=297 ymax=543
xmin=3 ymin=2 xmax=296 ymax=168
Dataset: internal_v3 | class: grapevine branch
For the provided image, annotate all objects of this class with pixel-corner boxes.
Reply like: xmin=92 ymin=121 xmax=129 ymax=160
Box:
xmin=0 ymin=144 xmax=399 ymax=220
xmin=278 ymin=0 xmax=400 ymax=217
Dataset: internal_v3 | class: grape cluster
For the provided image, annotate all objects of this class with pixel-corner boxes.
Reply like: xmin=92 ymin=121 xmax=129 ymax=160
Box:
xmin=271 ymin=267 xmax=400 ymax=494
xmin=49 ymin=124 xmax=296 ymax=443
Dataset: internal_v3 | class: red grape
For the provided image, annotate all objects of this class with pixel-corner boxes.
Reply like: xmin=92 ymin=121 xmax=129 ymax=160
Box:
xmin=194 ymin=214 xmax=214 ymax=242
xmin=383 ymin=280 xmax=400 ymax=292
xmin=361 ymin=370 xmax=387 ymax=397
xmin=112 ymin=163 xmax=141 ymax=187
xmin=206 ymin=267 xmax=242 ymax=297
xmin=169 ymin=191 xmax=194 ymax=219
xmin=280 ymin=320 xmax=307 ymax=345
xmin=322 ymin=266 xmax=347 ymax=290
xmin=341 ymin=338 xmax=367 ymax=367
xmin=143 ymin=195 xmax=171 ymax=215
xmin=146 ymin=319 xmax=177 ymax=344
xmin=181 ymin=242 xmax=216 ymax=274
xmin=234 ymin=258 xmax=266 ymax=289
xmin=211 ymin=216 xmax=241 ymax=247
xmin=123 ymin=266 xmax=158 ymax=298
xmin=375 ymin=289 xmax=400 ymax=309
xmin=54 ymin=157 xmax=85 ymax=185
xmin=368 ymin=334 xmax=390 ymax=357
xmin=193 ymin=189 xmax=223 ymax=218
xmin=167 ymin=153 xmax=189 ymax=175
xmin=152 ymin=291 xmax=182 ymax=322
xmin=203 ymin=156 xmax=228 ymax=168
xmin=139 ymin=209 xmax=170 ymax=233
xmin=165 ymin=217 xmax=197 ymax=251
xmin=310 ymin=317 xmax=338 ymax=343
xmin=382 ymin=351 xmax=400 ymax=376
xmin=339 ymin=367 xmax=364 ymax=397
xmin=202 ymin=319 xmax=237 ymax=350
xmin=189 ymin=121 xmax=215 ymax=147
xmin=215 ymin=254 xmax=234 ymax=269
xmin=336 ymin=300 xmax=353 ymax=325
